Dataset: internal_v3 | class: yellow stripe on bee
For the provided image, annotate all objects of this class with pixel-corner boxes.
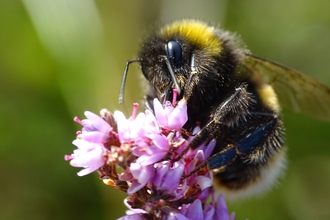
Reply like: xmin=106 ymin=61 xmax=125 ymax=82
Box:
xmin=160 ymin=20 xmax=222 ymax=56
xmin=256 ymin=84 xmax=280 ymax=113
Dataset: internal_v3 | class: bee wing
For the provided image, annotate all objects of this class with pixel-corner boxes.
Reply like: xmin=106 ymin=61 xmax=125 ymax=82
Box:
xmin=239 ymin=53 xmax=330 ymax=121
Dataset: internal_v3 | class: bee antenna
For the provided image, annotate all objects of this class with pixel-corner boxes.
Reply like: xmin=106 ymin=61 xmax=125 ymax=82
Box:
xmin=159 ymin=55 xmax=181 ymax=95
xmin=119 ymin=59 xmax=142 ymax=104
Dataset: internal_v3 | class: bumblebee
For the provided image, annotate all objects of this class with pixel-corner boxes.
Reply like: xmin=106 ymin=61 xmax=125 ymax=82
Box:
xmin=119 ymin=19 xmax=330 ymax=199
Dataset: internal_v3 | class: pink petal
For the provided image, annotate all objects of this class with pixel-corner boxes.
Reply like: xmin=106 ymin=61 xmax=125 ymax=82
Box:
xmin=192 ymin=176 xmax=212 ymax=191
xmin=78 ymin=131 xmax=108 ymax=143
xmin=137 ymin=151 xmax=167 ymax=166
xmin=153 ymin=98 xmax=168 ymax=126
xmin=127 ymin=180 xmax=146 ymax=194
xmin=186 ymin=199 xmax=203 ymax=220
xmin=216 ymin=195 xmax=230 ymax=220
xmin=168 ymin=100 xmax=188 ymax=130
xmin=84 ymin=111 xmax=111 ymax=133
xmin=114 ymin=111 xmax=129 ymax=141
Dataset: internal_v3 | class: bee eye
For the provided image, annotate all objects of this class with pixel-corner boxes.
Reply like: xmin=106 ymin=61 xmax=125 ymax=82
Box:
xmin=166 ymin=41 xmax=182 ymax=68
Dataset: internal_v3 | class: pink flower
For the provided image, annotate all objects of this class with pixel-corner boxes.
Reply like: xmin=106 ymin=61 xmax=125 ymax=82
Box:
xmin=65 ymin=96 xmax=237 ymax=219
xmin=127 ymin=163 xmax=155 ymax=194
xmin=64 ymin=139 xmax=107 ymax=176
xmin=215 ymin=195 xmax=236 ymax=220
xmin=135 ymin=132 xmax=170 ymax=166
xmin=154 ymin=99 xmax=188 ymax=130
xmin=114 ymin=110 xmax=146 ymax=142
xmin=152 ymin=161 xmax=184 ymax=194
xmin=74 ymin=111 xmax=112 ymax=144
xmin=64 ymin=110 xmax=114 ymax=176
xmin=178 ymin=195 xmax=235 ymax=220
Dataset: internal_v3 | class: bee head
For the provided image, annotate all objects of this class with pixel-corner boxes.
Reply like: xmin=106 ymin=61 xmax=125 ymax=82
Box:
xmin=119 ymin=20 xmax=239 ymax=105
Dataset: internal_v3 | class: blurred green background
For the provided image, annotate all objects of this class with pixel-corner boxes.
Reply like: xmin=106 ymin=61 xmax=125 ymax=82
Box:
xmin=1 ymin=0 xmax=330 ymax=219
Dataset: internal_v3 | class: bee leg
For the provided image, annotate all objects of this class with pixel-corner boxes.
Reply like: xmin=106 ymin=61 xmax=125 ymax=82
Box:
xmin=234 ymin=112 xmax=284 ymax=165
xmin=177 ymin=84 xmax=249 ymax=163
xmin=187 ymin=114 xmax=283 ymax=177
xmin=188 ymin=82 xmax=253 ymax=150
xmin=208 ymin=117 xmax=281 ymax=170
xmin=202 ymin=143 xmax=238 ymax=172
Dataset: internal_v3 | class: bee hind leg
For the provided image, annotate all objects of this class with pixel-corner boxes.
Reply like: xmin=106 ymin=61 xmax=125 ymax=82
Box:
xmin=187 ymin=114 xmax=284 ymax=179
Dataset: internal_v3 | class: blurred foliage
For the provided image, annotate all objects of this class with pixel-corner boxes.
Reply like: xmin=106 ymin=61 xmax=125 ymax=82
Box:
xmin=1 ymin=0 xmax=330 ymax=219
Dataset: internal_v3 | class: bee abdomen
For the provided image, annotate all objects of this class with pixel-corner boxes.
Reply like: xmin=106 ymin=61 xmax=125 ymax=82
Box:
xmin=214 ymin=147 xmax=286 ymax=200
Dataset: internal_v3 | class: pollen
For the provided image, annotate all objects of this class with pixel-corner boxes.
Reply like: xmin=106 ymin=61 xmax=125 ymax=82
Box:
xmin=103 ymin=178 xmax=116 ymax=186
